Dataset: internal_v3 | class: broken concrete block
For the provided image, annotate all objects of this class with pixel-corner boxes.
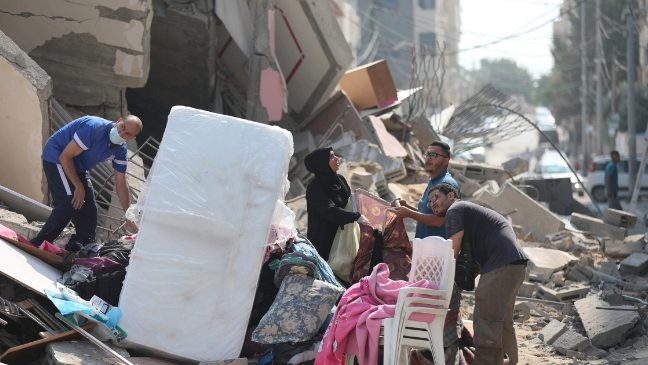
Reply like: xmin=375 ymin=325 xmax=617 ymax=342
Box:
xmin=46 ymin=341 xmax=131 ymax=365
xmin=449 ymin=171 xmax=482 ymax=198
xmin=552 ymin=330 xmax=590 ymax=354
xmin=539 ymin=319 xmax=568 ymax=345
xmin=0 ymin=208 xmax=42 ymax=240
xmin=0 ymin=0 xmax=152 ymax=115
xmin=574 ymin=294 xmax=641 ymax=348
xmin=550 ymin=271 xmax=566 ymax=286
xmin=501 ymin=156 xmax=529 ymax=177
xmin=604 ymin=208 xmax=637 ymax=229
xmin=449 ymin=161 xmax=506 ymax=183
xmin=513 ymin=301 xmax=532 ymax=322
xmin=474 ymin=182 xmax=565 ymax=242
xmin=570 ymin=212 xmax=626 ymax=240
xmin=517 ymin=281 xmax=537 ymax=298
xmin=570 ymin=231 xmax=600 ymax=251
xmin=619 ymin=252 xmax=648 ymax=275
xmin=536 ymin=283 xmax=590 ymax=302
xmin=523 ymin=247 xmax=578 ymax=282
xmin=598 ymin=261 xmax=623 ymax=280
xmin=545 ymin=231 xmax=573 ymax=251
xmin=336 ymin=140 xmax=406 ymax=182
xmin=564 ymin=263 xmax=593 ymax=282
xmin=603 ymin=237 xmax=646 ymax=259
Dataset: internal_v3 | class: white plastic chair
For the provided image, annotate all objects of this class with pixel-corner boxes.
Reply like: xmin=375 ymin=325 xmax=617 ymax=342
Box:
xmin=344 ymin=236 xmax=455 ymax=365
xmin=383 ymin=236 xmax=455 ymax=365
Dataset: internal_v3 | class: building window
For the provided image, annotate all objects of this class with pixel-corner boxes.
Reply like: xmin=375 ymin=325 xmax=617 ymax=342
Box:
xmin=419 ymin=0 xmax=436 ymax=9
xmin=419 ymin=32 xmax=437 ymax=55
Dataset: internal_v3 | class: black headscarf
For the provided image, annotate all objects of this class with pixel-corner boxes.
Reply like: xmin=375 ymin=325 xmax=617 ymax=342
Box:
xmin=304 ymin=147 xmax=350 ymax=202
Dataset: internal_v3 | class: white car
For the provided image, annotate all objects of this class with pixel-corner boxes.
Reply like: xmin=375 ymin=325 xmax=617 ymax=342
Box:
xmin=584 ymin=155 xmax=648 ymax=202
xmin=512 ymin=150 xmax=584 ymax=195
xmin=535 ymin=150 xmax=584 ymax=195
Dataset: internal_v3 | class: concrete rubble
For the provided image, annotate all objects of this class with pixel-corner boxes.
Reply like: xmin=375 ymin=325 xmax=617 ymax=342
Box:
xmin=574 ymin=294 xmax=641 ymax=348
xmin=1 ymin=2 xmax=648 ymax=364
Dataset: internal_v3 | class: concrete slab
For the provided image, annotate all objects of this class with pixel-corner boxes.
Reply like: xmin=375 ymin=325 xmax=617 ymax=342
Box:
xmin=598 ymin=261 xmax=623 ymax=280
xmin=536 ymin=283 xmax=590 ymax=302
xmin=603 ymin=236 xmax=646 ymax=258
xmin=46 ymin=341 xmax=131 ymax=365
xmin=517 ymin=281 xmax=537 ymax=298
xmin=0 ymin=184 xmax=51 ymax=223
xmin=449 ymin=161 xmax=506 ymax=183
xmin=523 ymin=247 xmax=578 ymax=282
xmin=574 ymin=294 xmax=641 ymax=348
xmin=501 ymin=157 xmax=529 ymax=177
xmin=619 ymin=252 xmax=648 ymax=275
xmin=570 ymin=212 xmax=626 ymax=240
xmin=604 ymin=208 xmax=637 ymax=229
xmin=539 ymin=319 xmax=567 ymax=345
xmin=474 ymin=182 xmax=565 ymax=241
xmin=552 ymin=330 xmax=590 ymax=354
xmin=0 ymin=208 xmax=42 ymax=240
xmin=544 ymin=231 xmax=573 ymax=251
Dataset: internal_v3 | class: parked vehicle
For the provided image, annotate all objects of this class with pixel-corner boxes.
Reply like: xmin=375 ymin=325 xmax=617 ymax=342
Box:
xmin=534 ymin=150 xmax=584 ymax=195
xmin=584 ymin=155 xmax=648 ymax=202
xmin=534 ymin=107 xmax=559 ymax=146
xmin=513 ymin=150 xmax=584 ymax=195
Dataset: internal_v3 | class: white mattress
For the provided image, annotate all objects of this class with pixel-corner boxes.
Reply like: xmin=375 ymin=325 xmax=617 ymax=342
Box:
xmin=118 ymin=106 xmax=293 ymax=361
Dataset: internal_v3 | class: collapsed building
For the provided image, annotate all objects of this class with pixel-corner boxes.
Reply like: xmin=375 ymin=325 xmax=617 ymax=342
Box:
xmin=1 ymin=1 xmax=648 ymax=364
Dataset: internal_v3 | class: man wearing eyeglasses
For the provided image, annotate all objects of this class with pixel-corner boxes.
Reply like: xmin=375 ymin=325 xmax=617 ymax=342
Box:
xmin=391 ymin=140 xmax=460 ymax=239
xmin=390 ymin=141 xmax=465 ymax=363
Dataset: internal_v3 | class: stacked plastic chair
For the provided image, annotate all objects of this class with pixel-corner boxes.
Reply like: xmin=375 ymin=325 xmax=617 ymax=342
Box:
xmin=343 ymin=236 xmax=455 ymax=365
xmin=383 ymin=236 xmax=455 ymax=365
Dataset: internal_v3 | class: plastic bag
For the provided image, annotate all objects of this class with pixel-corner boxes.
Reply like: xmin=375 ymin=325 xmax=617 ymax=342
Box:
xmin=327 ymin=201 xmax=360 ymax=282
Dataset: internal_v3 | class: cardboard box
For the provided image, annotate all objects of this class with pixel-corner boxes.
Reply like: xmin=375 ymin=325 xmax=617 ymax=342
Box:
xmin=340 ymin=59 xmax=397 ymax=110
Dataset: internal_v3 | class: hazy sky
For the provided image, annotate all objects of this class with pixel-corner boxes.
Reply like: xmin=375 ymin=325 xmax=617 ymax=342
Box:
xmin=459 ymin=0 xmax=564 ymax=79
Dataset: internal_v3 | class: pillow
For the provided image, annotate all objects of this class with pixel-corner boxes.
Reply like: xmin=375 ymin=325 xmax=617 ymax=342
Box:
xmin=252 ymin=273 xmax=343 ymax=344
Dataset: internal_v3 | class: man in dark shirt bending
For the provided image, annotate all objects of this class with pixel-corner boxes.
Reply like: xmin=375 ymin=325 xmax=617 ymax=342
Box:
xmin=428 ymin=183 xmax=528 ymax=365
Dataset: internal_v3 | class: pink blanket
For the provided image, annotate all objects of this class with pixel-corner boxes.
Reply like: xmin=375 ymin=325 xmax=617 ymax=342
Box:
xmin=315 ymin=263 xmax=437 ymax=365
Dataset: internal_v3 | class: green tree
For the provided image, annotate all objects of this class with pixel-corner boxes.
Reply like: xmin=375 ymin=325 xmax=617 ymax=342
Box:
xmin=543 ymin=0 xmax=638 ymax=130
xmin=473 ymin=58 xmax=535 ymax=100
xmin=614 ymin=82 xmax=648 ymax=133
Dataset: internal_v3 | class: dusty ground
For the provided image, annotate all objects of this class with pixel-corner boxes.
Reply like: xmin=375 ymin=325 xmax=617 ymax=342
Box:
xmin=459 ymin=294 xmax=575 ymax=365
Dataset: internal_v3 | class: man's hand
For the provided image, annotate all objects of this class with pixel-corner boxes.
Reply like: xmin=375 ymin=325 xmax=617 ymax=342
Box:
xmin=391 ymin=198 xmax=406 ymax=207
xmin=72 ymin=186 xmax=85 ymax=210
xmin=124 ymin=219 xmax=139 ymax=233
xmin=388 ymin=206 xmax=411 ymax=218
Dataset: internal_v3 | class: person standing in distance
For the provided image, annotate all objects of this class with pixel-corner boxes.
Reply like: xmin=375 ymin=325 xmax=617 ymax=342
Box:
xmin=605 ymin=150 xmax=623 ymax=210
xmin=30 ymin=115 xmax=143 ymax=250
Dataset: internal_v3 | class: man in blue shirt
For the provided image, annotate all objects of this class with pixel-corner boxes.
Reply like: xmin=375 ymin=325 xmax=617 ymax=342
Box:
xmin=605 ymin=150 xmax=622 ymax=210
xmin=30 ymin=115 xmax=143 ymax=250
xmin=390 ymin=140 xmax=461 ymax=237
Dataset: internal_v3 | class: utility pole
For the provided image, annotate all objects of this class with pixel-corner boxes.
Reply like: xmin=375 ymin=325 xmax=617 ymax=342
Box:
xmin=627 ymin=0 xmax=637 ymax=196
xmin=580 ymin=1 xmax=588 ymax=175
xmin=595 ymin=0 xmax=603 ymax=155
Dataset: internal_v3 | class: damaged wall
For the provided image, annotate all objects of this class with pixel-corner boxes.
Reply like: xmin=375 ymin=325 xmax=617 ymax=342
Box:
xmin=126 ymin=0 xmax=219 ymax=143
xmin=0 ymin=30 xmax=52 ymax=203
xmin=0 ymin=0 xmax=153 ymax=119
